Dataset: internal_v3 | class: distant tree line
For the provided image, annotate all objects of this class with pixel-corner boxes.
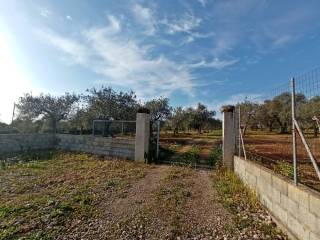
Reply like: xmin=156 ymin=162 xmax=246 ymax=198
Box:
xmin=0 ymin=86 xmax=221 ymax=134
xmin=238 ymin=92 xmax=320 ymax=136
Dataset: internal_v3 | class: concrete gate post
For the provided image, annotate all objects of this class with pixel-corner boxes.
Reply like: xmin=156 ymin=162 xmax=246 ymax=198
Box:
xmin=222 ymin=105 xmax=235 ymax=169
xmin=135 ymin=111 xmax=150 ymax=162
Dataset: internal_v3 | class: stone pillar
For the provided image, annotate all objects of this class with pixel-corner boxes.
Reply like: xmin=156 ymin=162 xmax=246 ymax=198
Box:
xmin=222 ymin=105 xmax=235 ymax=169
xmin=135 ymin=111 xmax=150 ymax=162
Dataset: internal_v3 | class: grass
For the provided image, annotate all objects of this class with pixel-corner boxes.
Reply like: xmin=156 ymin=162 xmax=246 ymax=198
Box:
xmin=160 ymin=129 xmax=222 ymax=140
xmin=277 ymin=160 xmax=294 ymax=179
xmin=0 ymin=151 xmax=147 ymax=239
xmin=213 ymin=170 xmax=287 ymax=239
xmin=0 ymin=150 xmax=57 ymax=169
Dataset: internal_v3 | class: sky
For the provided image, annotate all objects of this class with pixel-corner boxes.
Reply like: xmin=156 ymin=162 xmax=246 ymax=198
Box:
xmin=1 ymin=0 xmax=320 ymax=123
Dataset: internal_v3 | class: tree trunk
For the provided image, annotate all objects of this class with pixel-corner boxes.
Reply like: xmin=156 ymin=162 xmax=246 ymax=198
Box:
xmin=313 ymin=123 xmax=318 ymax=137
xmin=51 ymin=118 xmax=58 ymax=134
xmin=280 ymin=123 xmax=288 ymax=133
xmin=173 ymin=127 xmax=178 ymax=136
xmin=268 ymin=121 xmax=273 ymax=132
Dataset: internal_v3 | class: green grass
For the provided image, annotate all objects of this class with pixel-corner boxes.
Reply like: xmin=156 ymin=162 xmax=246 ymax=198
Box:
xmin=0 ymin=150 xmax=58 ymax=170
xmin=277 ymin=160 xmax=294 ymax=179
xmin=0 ymin=151 xmax=147 ymax=239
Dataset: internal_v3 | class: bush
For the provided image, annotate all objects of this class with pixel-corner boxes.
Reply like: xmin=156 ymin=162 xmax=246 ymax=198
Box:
xmin=180 ymin=146 xmax=200 ymax=165
xmin=208 ymin=147 xmax=222 ymax=167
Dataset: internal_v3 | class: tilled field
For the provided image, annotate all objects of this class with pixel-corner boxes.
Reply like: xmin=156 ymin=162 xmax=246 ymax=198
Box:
xmin=0 ymin=152 xmax=287 ymax=239
xmin=244 ymin=132 xmax=320 ymax=191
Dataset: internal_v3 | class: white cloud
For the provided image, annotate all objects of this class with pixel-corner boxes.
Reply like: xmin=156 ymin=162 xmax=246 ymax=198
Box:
xmin=36 ymin=29 xmax=89 ymax=65
xmin=271 ymin=35 xmax=293 ymax=47
xmin=132 ymin=4 xmax=156 ymax=36
xmin=197 ymin=0 xmax=208 ymax=7
xmin=162 ymin=13 xmax=202 ymax=34
xmin=189 ymin=58 xmax=238 ymax=69
xmin=39 ymin=8 xmax=52 ymax=18
xmin=106 ymin=15 xmax=121 ymax=33
xmin=183 ymin=31 xmax=215 ymax=44
xmin=36 ymin=16 xmax=195 ymax=99
xmin=66 ymin=15 xmax=72 ymax=21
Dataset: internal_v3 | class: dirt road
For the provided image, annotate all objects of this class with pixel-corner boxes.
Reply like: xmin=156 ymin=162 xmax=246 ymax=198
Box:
xmin=61 ymin=164 xmax=284 ymax=240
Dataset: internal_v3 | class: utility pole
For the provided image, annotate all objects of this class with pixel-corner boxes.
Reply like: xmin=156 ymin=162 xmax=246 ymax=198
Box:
xmin=11 ymin=102 xmax=16 ymax=124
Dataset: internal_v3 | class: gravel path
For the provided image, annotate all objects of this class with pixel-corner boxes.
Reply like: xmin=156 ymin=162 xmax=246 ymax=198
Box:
xmin=182 ymin=170 xmax=239 ymax=239
xmin=60 ymin=165 xmax=282 ymax=240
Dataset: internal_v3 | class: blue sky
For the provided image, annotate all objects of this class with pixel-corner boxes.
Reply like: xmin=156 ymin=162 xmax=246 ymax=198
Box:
xmin=1 ymin=0 xmax=320 ymax=122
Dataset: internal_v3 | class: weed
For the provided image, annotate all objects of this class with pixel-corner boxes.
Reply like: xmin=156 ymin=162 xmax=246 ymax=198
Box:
xmin=208 ymin=147 xmax=222 ymax=167
xmin=178 ymin=146 xmax=200 ymax=165
xmin=213 ymin=170 xmax=287 ymax=239
xmin=105 ymin=179 xmax=119 ymax=190
xmin=277 ymin=160 xmax=294 ymax=179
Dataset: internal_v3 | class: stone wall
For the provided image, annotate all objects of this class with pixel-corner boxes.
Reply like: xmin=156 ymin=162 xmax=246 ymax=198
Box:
xmin=0 ymin=134 xmax=56 ymax=155
xmin=234 ymin=156 xmax=320 ymax=240
xmin=56 ymin=134 xmax=135 ymax=160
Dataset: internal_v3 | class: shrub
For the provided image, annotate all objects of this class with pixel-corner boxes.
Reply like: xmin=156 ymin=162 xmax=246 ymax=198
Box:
xmin=208 ymin=147 xmax=222 ymax=167
xmin=180 ymin=146 xmax=200 ymax=165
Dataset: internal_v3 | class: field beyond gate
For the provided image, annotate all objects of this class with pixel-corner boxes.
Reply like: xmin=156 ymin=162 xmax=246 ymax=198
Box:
xmin=158 ymin=130 xmax=222 ymax=169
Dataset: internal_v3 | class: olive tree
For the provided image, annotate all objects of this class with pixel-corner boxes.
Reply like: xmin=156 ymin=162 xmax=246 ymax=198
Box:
xmin=85 ymin=87 xmax=139 ymax=121
xmin=145 ymin=97 xmax=172 ymax=123
xmin=298 ymin=96 xmax=320 ymax=136
xmin=16 ymin=93 xmax=79 ymax=133
xmin=187 ymin=103 xmax=215 ymax=134
xmin=170 ymin=107 xmax=186 ymax=135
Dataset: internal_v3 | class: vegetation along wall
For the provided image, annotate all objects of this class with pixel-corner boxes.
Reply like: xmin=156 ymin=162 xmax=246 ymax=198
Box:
xmin=234 ymin=156 xmax=320 ymax=240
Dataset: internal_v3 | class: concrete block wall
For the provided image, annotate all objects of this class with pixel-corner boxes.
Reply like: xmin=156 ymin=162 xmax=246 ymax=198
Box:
xmin=0 ymin=134 xmax=56 ymax=155
xmin=56 ymin=134 xmax=135 ymax=160
xmin=0 ymin=134 xmax=135 ymax=160
xmin=234 ymin=156 xmax=320 ymax=240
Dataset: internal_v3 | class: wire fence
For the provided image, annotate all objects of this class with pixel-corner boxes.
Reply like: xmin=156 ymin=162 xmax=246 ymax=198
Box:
xmin=92 ymin=120 xmax=136 ymax=137
xmin=237 ymin=67 xmax=320 ymax=191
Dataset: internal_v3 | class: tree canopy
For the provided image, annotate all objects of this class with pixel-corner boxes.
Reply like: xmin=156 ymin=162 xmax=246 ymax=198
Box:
xmin=12 ymin=87 xmax=220 ymax=134
xmin=145 ymin=97 xmax=171 ymax=123
xmin=16 ymin=93 xmax=79 ymax=133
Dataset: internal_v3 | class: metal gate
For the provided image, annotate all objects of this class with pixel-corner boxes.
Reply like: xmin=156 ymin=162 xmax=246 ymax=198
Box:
xmin=149 ymin=120 xmax=160 ymax=162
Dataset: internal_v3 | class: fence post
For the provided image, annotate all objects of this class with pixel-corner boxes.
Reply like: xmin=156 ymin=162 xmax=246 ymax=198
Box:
xmin=135 ymin=110 xmax=150 ymax=162
xmin=291 ymin=78 xmax=298 ymax=185
xmin=238 ymin=105 xmax=241 ymax=157
xmin=156 ymin=120 xmax=160 ymax=159
xmin=222 ymin=105 xmax=235 ymax=169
